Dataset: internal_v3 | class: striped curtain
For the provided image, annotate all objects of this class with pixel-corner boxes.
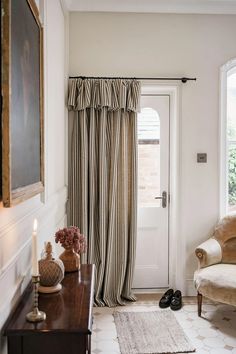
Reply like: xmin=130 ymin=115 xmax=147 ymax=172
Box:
xmin=68 ymin=78 xmax=141 ymax=306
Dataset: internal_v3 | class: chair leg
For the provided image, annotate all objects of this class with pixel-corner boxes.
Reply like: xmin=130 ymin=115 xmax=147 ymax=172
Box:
xmin=197 ymin=292 xmax=202 ymax=317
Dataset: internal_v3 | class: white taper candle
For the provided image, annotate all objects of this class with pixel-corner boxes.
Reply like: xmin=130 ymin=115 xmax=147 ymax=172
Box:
xmin=32 ymin=219 xmax=39 ymax=276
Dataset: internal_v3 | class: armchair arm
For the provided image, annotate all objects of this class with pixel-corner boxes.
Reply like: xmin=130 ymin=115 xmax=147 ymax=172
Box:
xmin=195 ymin=238 xmax=222 ymax=268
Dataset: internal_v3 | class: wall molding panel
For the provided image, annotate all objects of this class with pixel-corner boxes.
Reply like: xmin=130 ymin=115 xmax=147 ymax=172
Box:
xmin=0 ymin=186 xmax=67 ymax=275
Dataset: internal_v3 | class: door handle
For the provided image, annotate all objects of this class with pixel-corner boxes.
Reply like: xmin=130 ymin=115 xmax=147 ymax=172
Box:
xmin=155 ymin=191 xmax=167 ymax=208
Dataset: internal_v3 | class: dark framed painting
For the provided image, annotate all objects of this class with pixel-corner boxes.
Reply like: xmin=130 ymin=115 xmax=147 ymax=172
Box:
xmin=1 ymin=0 xmax=44 ymax=207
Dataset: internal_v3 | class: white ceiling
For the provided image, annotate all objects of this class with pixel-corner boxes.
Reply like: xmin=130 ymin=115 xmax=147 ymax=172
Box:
xmin=63 ymin=0 xmax=236 ymax=14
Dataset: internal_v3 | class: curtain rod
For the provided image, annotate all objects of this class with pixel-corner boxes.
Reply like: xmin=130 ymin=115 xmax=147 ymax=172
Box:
xmin=69 ymin=76 xmax=197 ymax=84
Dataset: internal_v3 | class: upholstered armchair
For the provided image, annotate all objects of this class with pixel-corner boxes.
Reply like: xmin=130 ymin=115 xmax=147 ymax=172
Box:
xmin=194 ymin=215 xmax=236 ymax=316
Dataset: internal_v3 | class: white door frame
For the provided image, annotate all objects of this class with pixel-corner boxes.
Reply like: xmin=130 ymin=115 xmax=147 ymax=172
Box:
xmin=140 ymin=81 xmax=184 ymax=293
xmin=219 ymin=58 xmax=236 ymax=218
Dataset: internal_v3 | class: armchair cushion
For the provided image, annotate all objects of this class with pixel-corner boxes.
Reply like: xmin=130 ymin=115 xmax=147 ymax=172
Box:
xmin=194 ymin=263 xmax=236 ymax=306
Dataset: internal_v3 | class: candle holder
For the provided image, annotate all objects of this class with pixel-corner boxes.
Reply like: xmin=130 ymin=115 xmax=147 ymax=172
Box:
xmin=26 ymin=275 xmax=46 ymax=322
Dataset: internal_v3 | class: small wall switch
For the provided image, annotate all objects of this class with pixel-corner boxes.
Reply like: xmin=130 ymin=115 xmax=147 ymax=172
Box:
xmin=197 ymin=153 xmax=207 ymax=163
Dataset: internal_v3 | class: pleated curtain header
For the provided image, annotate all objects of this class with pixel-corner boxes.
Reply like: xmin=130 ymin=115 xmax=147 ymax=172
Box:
xmin=68 ymin=78 xmax=141 ymax=112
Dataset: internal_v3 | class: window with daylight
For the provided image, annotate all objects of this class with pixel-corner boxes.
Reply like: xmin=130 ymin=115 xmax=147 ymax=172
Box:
xmin=227 ymin=69 xmax=236 ymax=213
xmin=138 ymin=107 xmax=161 ymax=206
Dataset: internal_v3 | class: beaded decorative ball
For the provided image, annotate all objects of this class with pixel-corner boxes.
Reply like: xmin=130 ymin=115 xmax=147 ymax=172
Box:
xmin=38 ymin=242 xmax=65 ymax=294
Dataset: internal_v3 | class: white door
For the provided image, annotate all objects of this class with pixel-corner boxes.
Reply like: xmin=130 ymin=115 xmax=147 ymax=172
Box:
xmin=133 ymin=95 xmax=170 ymax=289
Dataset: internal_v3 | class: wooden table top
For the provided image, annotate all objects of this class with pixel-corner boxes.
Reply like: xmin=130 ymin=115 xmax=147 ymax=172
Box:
xmin=4 ymin=264 xmax=95 ymax=336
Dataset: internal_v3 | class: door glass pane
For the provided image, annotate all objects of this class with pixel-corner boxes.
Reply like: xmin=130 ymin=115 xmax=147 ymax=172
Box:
xmin=227 ymin=71 xmax=236 ymax=212
xmin=138 ymin=107 xmax=160 ymax=207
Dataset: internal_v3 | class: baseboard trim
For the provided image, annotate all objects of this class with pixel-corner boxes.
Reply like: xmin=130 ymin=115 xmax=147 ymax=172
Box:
xmin=133 ymin=288 xmax=168 ymax=294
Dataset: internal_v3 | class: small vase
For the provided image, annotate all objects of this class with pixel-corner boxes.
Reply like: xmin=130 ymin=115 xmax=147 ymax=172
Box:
xmin=59 ymin=247 xmax=80 ymax=272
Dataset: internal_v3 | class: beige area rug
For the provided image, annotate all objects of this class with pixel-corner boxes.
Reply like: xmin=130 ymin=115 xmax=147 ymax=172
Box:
xmin=113 ymin=310 xmax=195 ymax=354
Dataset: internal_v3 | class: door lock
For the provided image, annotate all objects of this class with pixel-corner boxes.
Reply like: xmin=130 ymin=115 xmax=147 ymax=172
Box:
xmin=155 ymin=191 xmax=167 ymax=208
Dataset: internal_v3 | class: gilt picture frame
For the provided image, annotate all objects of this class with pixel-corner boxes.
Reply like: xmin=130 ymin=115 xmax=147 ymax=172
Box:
xmin=1 ymin=0 xmax=44 ymax=207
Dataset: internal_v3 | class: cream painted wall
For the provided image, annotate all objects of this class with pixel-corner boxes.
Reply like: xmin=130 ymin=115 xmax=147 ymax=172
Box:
xmin=0 ymin=0 xmax=68 ymax=352
xmin=69 ymin=12 xmax=236 ymax=294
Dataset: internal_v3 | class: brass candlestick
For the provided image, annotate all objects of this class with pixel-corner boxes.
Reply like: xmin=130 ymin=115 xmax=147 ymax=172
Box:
xmin=26 ymin=275 xmax=46 ymax=322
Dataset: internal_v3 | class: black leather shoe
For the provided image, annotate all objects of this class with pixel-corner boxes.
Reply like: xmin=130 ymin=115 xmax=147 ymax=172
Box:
xmin=170 ymin=290 xmax=182 ymax=310
xmin=159 ymin=289 xmax=174 ymax=308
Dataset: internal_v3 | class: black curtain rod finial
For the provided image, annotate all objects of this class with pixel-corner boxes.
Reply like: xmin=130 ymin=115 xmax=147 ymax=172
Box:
xmin=181 ymin=77 xmax=197 ymax=83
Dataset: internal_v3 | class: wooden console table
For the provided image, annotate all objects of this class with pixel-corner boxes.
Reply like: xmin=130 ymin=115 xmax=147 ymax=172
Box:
xmin=4 ymin=264 xmax=95 ymax=354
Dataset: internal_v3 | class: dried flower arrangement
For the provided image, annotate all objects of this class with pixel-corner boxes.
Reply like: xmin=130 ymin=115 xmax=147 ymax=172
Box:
xmin=55 ymin=226 xmax=86 ymax=254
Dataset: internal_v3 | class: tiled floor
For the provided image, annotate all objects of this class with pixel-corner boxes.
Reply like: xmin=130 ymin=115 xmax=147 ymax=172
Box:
xmin=91 ymin=295 xmax=236 ymax=354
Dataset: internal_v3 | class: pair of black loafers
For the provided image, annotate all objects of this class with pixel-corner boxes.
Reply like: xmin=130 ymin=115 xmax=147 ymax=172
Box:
xmin=159 ymin=289 xmax=182 ymax=311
